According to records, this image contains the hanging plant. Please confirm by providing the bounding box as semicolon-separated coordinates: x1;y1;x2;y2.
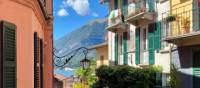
166;15;176;22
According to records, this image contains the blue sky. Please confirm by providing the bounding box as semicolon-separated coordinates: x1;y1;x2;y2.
53;0;108;40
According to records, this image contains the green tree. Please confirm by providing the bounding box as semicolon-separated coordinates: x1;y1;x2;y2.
74;59;97;88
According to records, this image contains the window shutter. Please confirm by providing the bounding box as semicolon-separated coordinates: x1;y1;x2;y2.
1;21;16;88
123;32;128;65
147;0;155;12
34;32;40;88
0;21;2;88
154;21;161;51
114;34;118;65
192;1;200;31
40;39;43;88
148;23;155;65
114;0;118;9
135;28;140;65
122;0;128;16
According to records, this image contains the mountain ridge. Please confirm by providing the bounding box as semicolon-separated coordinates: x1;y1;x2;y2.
54;19;107;68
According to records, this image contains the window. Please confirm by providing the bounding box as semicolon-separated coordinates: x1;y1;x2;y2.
0;21;16;88
118;34;123;54
141;28;148;51
128;25;135;51
140;26;149;64
161;21;169;49
100;55;104;65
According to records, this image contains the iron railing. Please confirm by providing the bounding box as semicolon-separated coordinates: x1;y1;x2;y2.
162;4;200;39
107;9;125;28
127;0;156;17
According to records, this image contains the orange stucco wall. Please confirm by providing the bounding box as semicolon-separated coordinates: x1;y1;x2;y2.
0;0;53;88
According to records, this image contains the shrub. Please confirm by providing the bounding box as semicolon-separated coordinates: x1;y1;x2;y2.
94;65;162;88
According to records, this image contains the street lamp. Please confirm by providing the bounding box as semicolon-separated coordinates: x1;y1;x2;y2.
80;58;90;70
80;48;90;70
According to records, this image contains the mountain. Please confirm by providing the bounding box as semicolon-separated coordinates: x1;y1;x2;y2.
54;19;107;68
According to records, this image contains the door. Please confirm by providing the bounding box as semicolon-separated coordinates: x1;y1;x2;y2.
193;50;200;88
140;26;149;64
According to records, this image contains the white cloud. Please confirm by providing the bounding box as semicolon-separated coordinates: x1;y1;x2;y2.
92;12;99;17
57;8;69;16
66;0;90;16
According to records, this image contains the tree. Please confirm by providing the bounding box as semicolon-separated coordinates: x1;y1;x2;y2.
74;59;97;88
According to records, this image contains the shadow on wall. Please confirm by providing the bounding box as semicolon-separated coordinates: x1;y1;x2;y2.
172;45;200;88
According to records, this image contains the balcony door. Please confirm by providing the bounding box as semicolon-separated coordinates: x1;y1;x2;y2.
140;26;149;65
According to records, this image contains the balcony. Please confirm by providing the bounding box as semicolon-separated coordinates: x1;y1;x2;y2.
162;5;200;45
125;0;156;25
106;9;126;32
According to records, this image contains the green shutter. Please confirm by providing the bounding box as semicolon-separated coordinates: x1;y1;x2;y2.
114;0;118;9
135;28;140;65
148;23;155;65
154;21;161;51
192;1;200;31
147;0;155;12
1;21;16;88
114;34;118;65
122;0;128;16
193;68;200;88
123;32;128;65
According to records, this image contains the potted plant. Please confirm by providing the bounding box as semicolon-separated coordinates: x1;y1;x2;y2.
181;17;190;33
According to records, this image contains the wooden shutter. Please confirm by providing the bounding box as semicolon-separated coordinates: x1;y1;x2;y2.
0;21;3;88
114;34;118;65
148;23;155;65
34;32;40;88
114;0;118;9
154;21;161;51
123;32;128;65
40;39;43;88
122;0;128;16
192;0;200;31
135;27;140;65
193;50;200;88
147;0;155;12
0;21;16;88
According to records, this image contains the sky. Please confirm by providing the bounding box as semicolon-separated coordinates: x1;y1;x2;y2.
53;0;108;40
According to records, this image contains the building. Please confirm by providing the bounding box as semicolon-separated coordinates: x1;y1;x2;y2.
100;0;171;86
54;74;74;88
162;0;200;88
89;42;109;67
0;0;53;88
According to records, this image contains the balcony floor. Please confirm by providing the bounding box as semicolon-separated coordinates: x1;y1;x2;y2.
106;22;126;32
125;12;156;25
163;31;200;46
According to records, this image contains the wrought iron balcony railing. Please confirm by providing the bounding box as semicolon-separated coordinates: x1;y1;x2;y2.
162;4;200;42
125;0;156;25
106;9;126;32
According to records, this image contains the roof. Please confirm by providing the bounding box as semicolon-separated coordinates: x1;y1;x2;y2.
89;42;108;49
54;74;67;81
